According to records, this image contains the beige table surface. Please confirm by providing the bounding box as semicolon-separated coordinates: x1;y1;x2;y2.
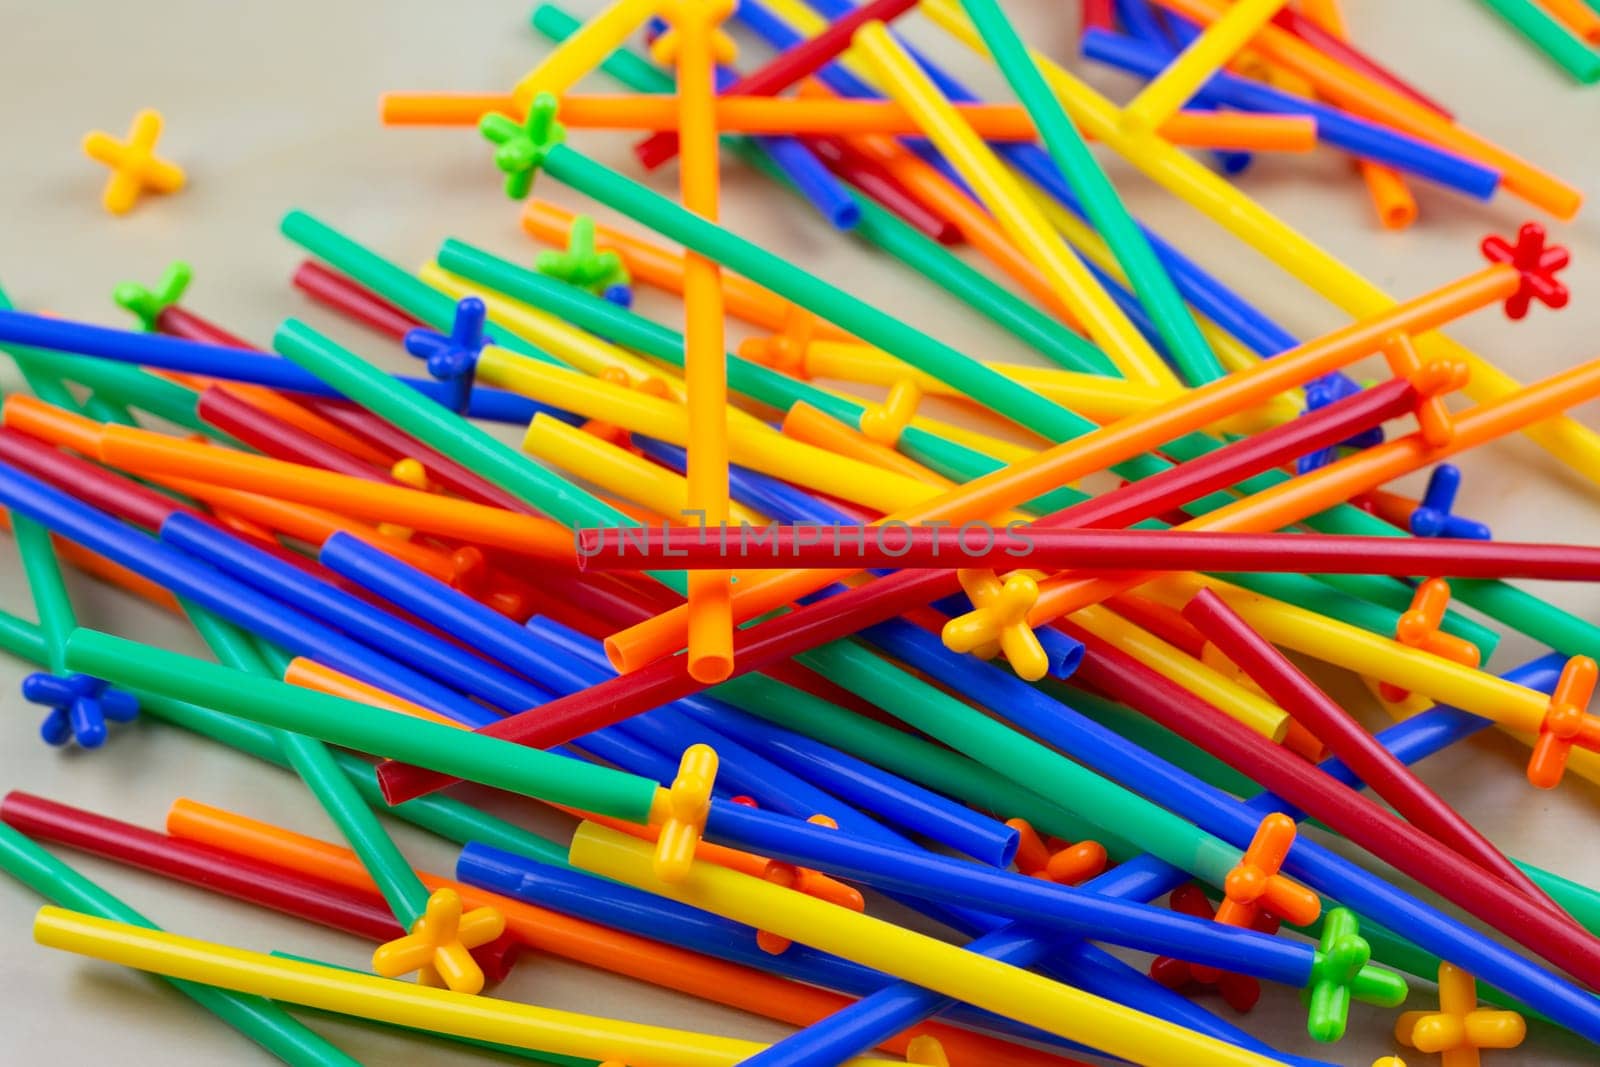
1;0;1599;1063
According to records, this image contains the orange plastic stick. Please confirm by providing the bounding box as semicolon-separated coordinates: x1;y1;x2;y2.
3;395;104;454
1155;0;1583;218
157;371;394;468
663;2;737;684
91;425;575;561
162;801;1066;1067
382;92;1317;150
1534;0;1600;43
1295;0;1417;230
603;264;1517;671
781;400;958;487
1028;353;1600;623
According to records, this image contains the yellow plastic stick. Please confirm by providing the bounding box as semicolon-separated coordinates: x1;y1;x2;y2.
523;414;768;527
512;0;661;108
570;822;1282;1066
1121;0;1290;130
852;21;1179;391
494;358;939;511
31;907;899;1067
422;262;687;400
1070;604;1289;741
921;0;1600;485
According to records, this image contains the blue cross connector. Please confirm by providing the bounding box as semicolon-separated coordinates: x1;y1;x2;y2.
1410;464;1492;540
23;672;140;748
404;297;488;414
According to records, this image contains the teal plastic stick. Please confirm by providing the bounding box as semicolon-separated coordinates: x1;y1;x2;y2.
958;0;1224;385
0;822;356;1065
185;603;431;929
63;630;661;824
280;211;561;366
12;513;74;674
1474;0;1600;82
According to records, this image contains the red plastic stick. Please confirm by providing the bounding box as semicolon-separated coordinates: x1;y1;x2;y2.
635;0;922;169
1061;624;1600;991
0;791;520;981
0;426;195;530
808;136;963;244
376;377;1415;803
292;261;425;341
1082;0;1116;33
1269;9;1454;119
156;305;255;349
1181;588;1570;917
198;386;395;483
576;524;1600;578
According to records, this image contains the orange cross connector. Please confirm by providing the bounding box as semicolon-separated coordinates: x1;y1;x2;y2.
650;0;740;66
1528;655;1600;789
652;743;719;882
372;887;506;995
1379;579;1482;703
1192;813;1320;983
1005;818;1108;885
1379;333;1470;450
738;306;819;377
1395;962;1525;1066
943;569;1049;681
581;366;673;449
81;109;186;215
756;814;866;954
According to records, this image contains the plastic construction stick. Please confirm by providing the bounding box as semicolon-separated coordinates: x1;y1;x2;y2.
32;907;902;1067
373;373;1421;787
292;261;423;341
1474;0;1600;81
1063;624;1600;991
1272;7;1452;115
1121;0;1287;129
0;824;355;1066
1534;0;1600;43
1080;32;1499;200
961;0;1221;386
854;23;1176;390
511;0;660;107
572;824;1281;1066
805;136;960;241
95;423;574;559
665;0;738;686
600;260;1511;673
1181;588;1565;914
578;523;1600;579
63;630;658;823
13;513;74;676
634;0;921;168
197;386;391;482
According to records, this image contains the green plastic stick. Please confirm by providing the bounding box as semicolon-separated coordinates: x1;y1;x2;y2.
0;822;356;1065
1475;0;1600;82
63;630;660;823
13;349;208;432
0;283;147;428
186;604;431;929
12;513;74;674
959;0;1224;385
0;608;48;663
280;211;561;366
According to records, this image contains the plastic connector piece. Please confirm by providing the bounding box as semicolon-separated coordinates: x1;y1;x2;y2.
858;379;921;447
372;887;506;995
942;569;1048;681
1409;464;1492;540
650;0;740;66
1529;655;1600;790
1395;962;1525;1064
1005;818;1107;885
1304;908;1408;1043
1481;222;1570;320
113;260;193;332
81;109;186;215
536;215;631;295
1149;883;1273;1013
1379;579;1482;703
652;744;718;882
480;93;566;199
1296;374;1385;474
737;306;818;377
404;297;488;414
1192;813;1319;983
22;672;140;749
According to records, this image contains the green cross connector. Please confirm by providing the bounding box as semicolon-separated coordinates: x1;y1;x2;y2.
479;93;566;200
113;259;192;332
535;215;629;294
1303;907;1409;1043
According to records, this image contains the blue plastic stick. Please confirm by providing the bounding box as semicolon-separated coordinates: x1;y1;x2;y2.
0;463;496;726
0;308;566;425
1081;31;1502;198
